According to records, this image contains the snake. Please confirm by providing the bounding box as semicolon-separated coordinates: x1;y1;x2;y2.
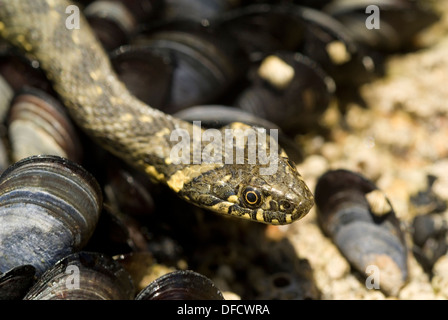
0;0;314;225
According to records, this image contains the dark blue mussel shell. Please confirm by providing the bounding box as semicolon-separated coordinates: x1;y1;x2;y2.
315;169;408;296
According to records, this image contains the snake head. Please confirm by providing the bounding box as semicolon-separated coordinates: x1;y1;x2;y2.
177;155;314;225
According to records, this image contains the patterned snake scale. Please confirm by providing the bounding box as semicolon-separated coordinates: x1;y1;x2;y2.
0;0;314;225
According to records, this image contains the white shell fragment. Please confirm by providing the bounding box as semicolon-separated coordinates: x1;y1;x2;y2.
365;189;392;217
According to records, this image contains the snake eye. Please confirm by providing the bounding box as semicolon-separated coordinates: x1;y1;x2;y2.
241;187;262;208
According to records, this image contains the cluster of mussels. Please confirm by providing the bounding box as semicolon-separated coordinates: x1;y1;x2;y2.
0;0;441;299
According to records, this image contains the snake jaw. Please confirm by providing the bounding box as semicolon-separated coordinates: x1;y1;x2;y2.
184;188;314;225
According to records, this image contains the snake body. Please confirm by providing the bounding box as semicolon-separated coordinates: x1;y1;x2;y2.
0;0;314;224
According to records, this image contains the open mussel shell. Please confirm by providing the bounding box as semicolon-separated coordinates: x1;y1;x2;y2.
24;252;134;300
0;155;102;276
236;52;335;134
136;270;224;300
0;265;36;300
7;87;83;163
173;104;303;162
314;169;408;296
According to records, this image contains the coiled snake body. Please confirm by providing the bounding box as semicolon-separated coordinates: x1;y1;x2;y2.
0;0;314;224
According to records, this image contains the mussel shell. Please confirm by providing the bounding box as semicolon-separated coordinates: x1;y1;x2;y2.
0;265;35;300
0;133;8;174
333;220;407;274
0;74;13;123
24;252;134;300
110;45;174;109
119;0;160;22
113;251;158;294
409;175;447;216
213;4;375;85
411;213;448;272
0;44;53;93
213;4;306;56
8;87;83;163
315;169;401;236
0;80;10;171
85;0;138;50
295;4;376;85
412;214;448;248
125;25;239;113
135;270;224;300
174;104;279;129
111;39;233;113
314;169;407;296
0;155;102;276
236;52;335;134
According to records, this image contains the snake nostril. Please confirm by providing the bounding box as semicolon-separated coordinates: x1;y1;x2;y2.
279;200;291;211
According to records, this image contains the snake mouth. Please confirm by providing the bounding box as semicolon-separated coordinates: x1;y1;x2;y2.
192;195;314;224
185;187;314;224
259;195;314;224
295;195;315;220
190;193;263;223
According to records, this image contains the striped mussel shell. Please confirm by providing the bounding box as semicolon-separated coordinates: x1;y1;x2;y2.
0;155;102;276
24;251;134;300
7;87;82;163
136;270;224;300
